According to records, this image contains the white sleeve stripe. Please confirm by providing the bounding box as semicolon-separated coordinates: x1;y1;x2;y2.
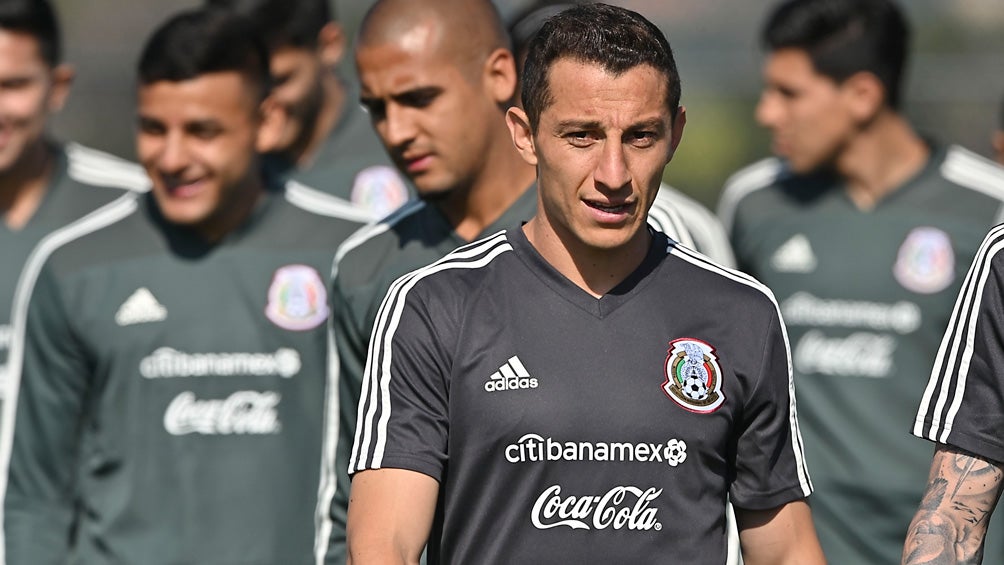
941;153;1004;202
0;193;140;562
647;201;694;247
351;232;512;471
353;233;510;470
716;158;783;234
284;181;375;223
912;224;996;437
914;225;1004;441
656;188;736;267
921;226;1004;440
65;143;151;192
353;231;510;469
669;244;812;496
313;316;341;565
332;201;426;278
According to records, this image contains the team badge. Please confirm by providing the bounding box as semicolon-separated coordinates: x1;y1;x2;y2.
893;227;954;294
662;338;725;413
265;265;329;331
351;165;410;219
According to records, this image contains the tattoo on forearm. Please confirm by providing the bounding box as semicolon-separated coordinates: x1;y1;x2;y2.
903;446;1004;564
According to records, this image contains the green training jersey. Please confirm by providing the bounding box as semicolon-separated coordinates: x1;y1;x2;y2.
718;144;1004;564
267;82;412;220
0;143;146;413
2;183;368;565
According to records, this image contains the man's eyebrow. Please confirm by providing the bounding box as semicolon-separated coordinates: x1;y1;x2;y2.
628;118;668;131
555;119;602;131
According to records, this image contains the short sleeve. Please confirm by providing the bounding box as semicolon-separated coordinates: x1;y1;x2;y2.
730;306;813;510
347;273;452;481
914;227;1004;462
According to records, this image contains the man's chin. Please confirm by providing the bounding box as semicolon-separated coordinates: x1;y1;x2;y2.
417;186;455;203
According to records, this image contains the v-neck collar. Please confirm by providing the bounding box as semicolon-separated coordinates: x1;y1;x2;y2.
508;226;669;319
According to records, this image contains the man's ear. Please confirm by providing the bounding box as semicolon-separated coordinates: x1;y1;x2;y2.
46;63;75;113
667;106;686;162
483;48;518;105
506;106;537;166
255;96;288;153
842;71;885;123
317;21;346;69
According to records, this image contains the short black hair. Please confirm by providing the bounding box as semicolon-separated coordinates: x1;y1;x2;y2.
138;8;271;101
507;2;577;66
206;0;332;51
0;0;61;66
763;0;909;109
521;3;680;132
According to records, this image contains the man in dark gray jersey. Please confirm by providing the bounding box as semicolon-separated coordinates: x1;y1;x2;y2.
311;2;720;561
313;1;538;561
717;0;1004;562
209;0;411;218
904;225;1004;563
0;8;367;564
346;4;824;564
0;0;146;419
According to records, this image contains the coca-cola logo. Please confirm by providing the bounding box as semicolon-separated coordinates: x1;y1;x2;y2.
164;390;281;435
531;485;662;531
794;330;895;378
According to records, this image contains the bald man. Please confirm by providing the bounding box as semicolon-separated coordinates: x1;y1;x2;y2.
312;1;537;562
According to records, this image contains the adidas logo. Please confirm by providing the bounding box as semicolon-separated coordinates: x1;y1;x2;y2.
115;287;168;326
484;355;538;393
771;234;817;273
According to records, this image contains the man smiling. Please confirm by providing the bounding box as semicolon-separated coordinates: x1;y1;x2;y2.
1;8;367;564
345;5;823;564
0;0;146;422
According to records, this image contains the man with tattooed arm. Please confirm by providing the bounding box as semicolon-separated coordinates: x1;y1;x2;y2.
905;224;1004;564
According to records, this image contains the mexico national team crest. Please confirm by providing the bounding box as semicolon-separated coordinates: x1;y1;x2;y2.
265;265;329;331
662;338;725;413
893;227;954;294
351;165;410;219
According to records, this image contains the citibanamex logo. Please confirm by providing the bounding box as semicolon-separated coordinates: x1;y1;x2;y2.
164;390;281;435
531;485;663;531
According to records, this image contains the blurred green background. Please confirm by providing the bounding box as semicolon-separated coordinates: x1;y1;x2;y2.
51;0;1004;210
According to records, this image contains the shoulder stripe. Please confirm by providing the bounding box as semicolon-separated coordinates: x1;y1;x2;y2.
65;143;150;192
940;145;1004;202
648;192;695;248
716;158;783;235
331;199;427;278
669;244;812;497
350;232;512;471
913;224;1004;442
284;180;375;224
313;314;341;565
0;192;141;558
656;185;736;267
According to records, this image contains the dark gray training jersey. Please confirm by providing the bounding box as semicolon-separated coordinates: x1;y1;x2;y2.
314;182;732;563
0;143;146;416
267;82;412;220
1;184;368;565
718;144;1004;564
914;223;1004;461
347;228;810;564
